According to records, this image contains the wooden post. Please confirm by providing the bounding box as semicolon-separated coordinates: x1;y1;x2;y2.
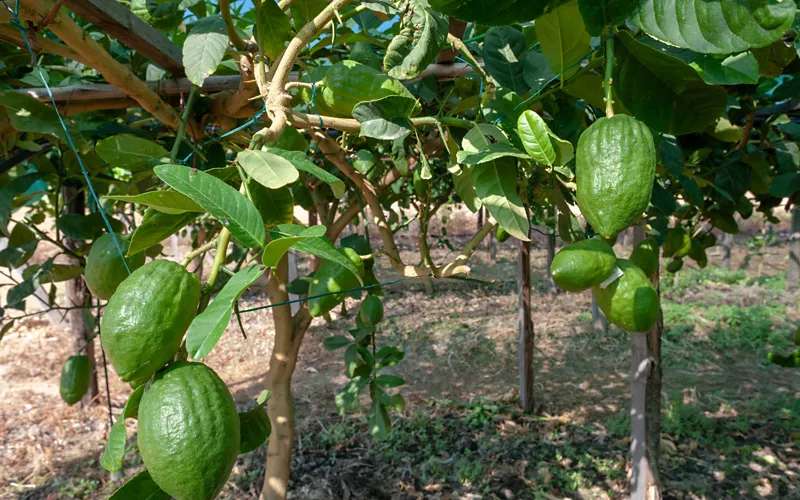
591;292;608;332
722;232;733;270
518;225;535;413
789;207;800;292
545;211;557;293
63;186;98;407
630;226;663;500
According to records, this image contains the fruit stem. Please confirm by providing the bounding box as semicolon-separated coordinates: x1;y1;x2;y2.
169;85;199;162
604;36;615;118
201;228;232;305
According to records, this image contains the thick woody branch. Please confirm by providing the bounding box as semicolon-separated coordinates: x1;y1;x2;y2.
220;0;247;51
0;24;89;66
437;218;497;277
326;168;401;242
12;0;194;135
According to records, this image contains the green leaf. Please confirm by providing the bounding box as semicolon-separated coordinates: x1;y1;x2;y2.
456;142;529;165
95;135;168;171
358;119;412;141
613;31;728;135
56;213;123;240
769;173;800;197
155;164;266;248
109;470;170;500
452;165;481;213
752;39;797;78
238;150;300;189
183;16;229;86
472;159;529;241
631;0;796;55
536;0;591;83
461;124;509;152
682;51;759;85
553;183;582;243
522;51;556;93
379;392;406;411
577;0;638;36
384;0;449;79
123;385;145;420
375;374;406;388
186;265;267;359
264;148;345;198
483;26;529;95
0;173;43;234
290;0;327;27
323;335;352;350
104;191;204;214
0;93;88;151
255;0;292;60
352;95;419;120
239;406;272;454
428;0;566;25
38;264;84;284
249;182;295;227
517;110;555;166
368;401;391;439
100;419;126;472
335;376;370;414
128;209;197;256
0;223;38;268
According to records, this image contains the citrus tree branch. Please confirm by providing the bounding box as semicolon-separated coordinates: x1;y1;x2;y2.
0;23;90;66
220;0;247;51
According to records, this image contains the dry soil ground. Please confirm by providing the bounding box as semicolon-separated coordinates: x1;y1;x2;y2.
1;215;799;500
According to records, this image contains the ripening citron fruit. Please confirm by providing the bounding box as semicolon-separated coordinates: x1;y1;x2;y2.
101;260;200;383
593;259;659;333
138;361;240;500
576;115;656;238
84;233;145;300
550;238;617;292
59;355;90;405
630;239;660;277
308;247;365;317
359;295;384;326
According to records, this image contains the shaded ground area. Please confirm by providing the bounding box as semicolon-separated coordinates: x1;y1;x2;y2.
1;229;798;499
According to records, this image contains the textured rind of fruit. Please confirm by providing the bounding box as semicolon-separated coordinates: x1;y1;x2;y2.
593;259;659;333
630;239;659;277
317;61;419;117
84;233;145;300
359;295;384;326
308;248;365;317
138;361;240;500
101;260;201;383
576;115;656;238
496;227;511;243
550;238;617;292
60;355;90;405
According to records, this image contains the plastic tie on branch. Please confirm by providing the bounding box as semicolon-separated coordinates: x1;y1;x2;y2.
1;0;131;273
307;83;324;128
599;266;624;289
181;104;268;164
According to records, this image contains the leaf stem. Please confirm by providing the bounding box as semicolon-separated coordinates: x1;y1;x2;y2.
604;37;615;118
170;86;199;161
180;237;219;267
221;0;247;51
198;227;232;312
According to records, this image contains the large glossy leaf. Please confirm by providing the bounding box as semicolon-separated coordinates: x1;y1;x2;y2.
456;142;529;165
104;191;204;214
95;135;168;171
290;0;327;28
353;96;416;141
0;93;88;151
256;0;292;60
186;265;266;359
452;166;481;213
483;27;529;95
101;419;126;472
681;51;759;85
428;0;567;25
614;31;727;135
239;406;272;454
109;470;170;500
631;0;796;55
264;148;345;198
517;110;556;166
155;164;265;248
577;0;638;36
471;159;529;241
269;224;364;284
238;150;299;189
56;213;123;240
0;173;42;234
249;182;295;227
522;51;556;93
128;209;196;256
184;16;229;86
752;39;797;78
536;0;591;83
384;0;449;79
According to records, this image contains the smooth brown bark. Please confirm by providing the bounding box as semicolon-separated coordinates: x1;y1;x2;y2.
787;207;799;292
517;227;534;413
62;186;97;407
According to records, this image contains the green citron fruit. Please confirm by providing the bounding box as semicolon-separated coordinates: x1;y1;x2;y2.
138;361;240;500
593;259;659;333
550;238;617;292
60;355;90;405
315;61;419;117
666;258;683;273
308;248;365;317
630;239;659;277
84;233;145;300
101;260;201;383
359;295;384;326
576;115;656;238
496;227;511;243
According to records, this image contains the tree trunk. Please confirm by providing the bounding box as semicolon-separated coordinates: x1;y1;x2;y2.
789;207;800;292
722;232;733;270
518;227;534;413
630;226;663;500
591;293;608;332
63;186;98;407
